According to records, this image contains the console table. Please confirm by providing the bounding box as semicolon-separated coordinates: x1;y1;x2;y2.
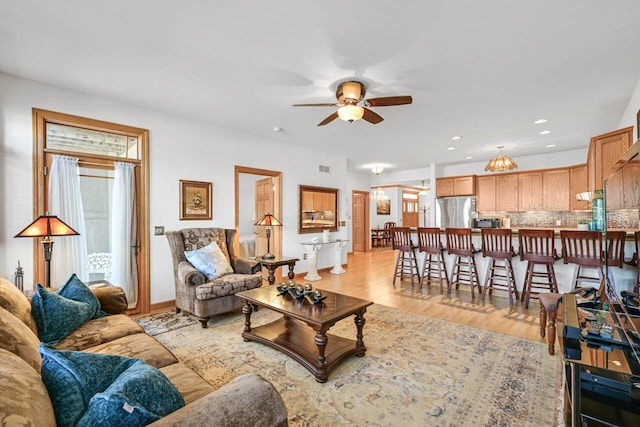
300;240;348;281
256;256;299;286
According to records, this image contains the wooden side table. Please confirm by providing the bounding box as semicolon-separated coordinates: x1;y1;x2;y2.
257;256;299;286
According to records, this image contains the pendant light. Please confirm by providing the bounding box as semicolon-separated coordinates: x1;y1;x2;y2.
485;146;518;172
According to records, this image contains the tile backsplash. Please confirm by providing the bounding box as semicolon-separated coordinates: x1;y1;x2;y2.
480;210;639;229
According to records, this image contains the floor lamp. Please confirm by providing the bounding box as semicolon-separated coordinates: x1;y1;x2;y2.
15;215;80;288
255;213;282;260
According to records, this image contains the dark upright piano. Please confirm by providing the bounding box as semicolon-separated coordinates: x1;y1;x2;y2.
561;140;640;426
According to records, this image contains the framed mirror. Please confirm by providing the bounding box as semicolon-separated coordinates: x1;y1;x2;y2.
299;185;338;233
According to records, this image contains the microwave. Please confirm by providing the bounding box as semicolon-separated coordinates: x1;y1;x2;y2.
473;218;501;229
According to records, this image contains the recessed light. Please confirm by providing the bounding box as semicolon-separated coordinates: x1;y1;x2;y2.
273;126;282;132
447;146;456;151
546;144;556;148
539;130;551;135
534;119;548;124
451;136;462;141
464;156;473;160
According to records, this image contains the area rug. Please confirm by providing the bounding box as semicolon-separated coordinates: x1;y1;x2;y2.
136;305;563;426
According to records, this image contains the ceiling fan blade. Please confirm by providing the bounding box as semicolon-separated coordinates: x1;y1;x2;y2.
365;96;413;107
362;108;384;124
318;111;339;126
292;103;340;107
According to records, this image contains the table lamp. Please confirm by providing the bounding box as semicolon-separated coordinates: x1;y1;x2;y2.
15;215;80;288
255;213;281;260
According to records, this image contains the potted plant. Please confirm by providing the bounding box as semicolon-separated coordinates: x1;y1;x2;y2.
577;219;590;230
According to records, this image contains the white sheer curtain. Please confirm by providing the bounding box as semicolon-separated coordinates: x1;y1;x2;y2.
48;155;88;285
111;162;138;306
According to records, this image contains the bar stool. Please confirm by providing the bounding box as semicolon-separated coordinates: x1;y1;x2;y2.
445;228;480;297
519;229;559;309
417;227;448;292
560;230;603;291
603;230;626;293
481;228;519;305
391;227;421;287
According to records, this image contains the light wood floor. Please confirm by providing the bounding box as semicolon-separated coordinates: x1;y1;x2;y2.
299;248;545;343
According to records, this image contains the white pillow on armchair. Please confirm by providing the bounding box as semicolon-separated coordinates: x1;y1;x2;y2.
184;242;234;280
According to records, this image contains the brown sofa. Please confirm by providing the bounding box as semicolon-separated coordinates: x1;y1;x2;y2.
0;277;288;426
166;228;263;327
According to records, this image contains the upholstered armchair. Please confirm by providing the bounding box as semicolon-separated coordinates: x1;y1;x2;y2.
166;228;262;328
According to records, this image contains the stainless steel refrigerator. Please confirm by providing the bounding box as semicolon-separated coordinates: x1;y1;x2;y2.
435;196;476;228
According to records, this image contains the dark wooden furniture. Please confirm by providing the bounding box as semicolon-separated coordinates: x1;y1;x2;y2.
445;227;480;297
382;221;396;247
539;292;563;355
416;227;448;292
237;286;373;383
518;229;559;308
391;227;421;287
560;230;603;290
560;294;640;425
481;228;519;305
257;256;299;286
371;228;385;248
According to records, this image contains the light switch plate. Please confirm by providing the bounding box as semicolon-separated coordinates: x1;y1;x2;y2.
154;226;165;235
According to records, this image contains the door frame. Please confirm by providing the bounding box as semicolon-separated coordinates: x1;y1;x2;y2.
234;166;282;259
351;190;371;252
32;109;150;314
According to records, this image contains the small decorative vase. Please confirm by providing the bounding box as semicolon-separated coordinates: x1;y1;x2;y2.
322;230;330;243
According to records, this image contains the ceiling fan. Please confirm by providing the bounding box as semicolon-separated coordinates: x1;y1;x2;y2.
293;81;412;126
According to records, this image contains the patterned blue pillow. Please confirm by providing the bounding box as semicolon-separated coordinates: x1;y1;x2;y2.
31;274;105;344
39;345;185;427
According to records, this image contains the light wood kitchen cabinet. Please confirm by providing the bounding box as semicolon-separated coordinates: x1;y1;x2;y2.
607;159;640;210
543;169;570;211
476;175;496;212
518;172;543;211
587;126;633;192
302;191;314;211
436;175;476;197
496;174;518;212
569;164;589;210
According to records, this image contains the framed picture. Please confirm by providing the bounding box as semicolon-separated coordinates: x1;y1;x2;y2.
376;198;391;215
180;180;212;220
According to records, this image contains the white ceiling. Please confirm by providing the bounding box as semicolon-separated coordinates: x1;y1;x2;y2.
1;1;640;175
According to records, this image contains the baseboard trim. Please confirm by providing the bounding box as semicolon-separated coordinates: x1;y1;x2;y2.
150;299;175;313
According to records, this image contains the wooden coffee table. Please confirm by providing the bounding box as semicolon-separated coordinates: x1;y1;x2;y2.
236;286;373;383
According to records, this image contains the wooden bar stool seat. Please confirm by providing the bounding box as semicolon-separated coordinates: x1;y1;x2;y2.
417;227;448;292
445;228;480;297
481;228;519;305
391;227;421;287
519;229;559;309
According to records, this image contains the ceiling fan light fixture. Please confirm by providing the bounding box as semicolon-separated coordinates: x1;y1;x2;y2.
338;105;364;122
371;166;384;175
485;146;518;172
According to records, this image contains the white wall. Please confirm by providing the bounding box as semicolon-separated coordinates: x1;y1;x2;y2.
618;75;640;139
0;73;348;304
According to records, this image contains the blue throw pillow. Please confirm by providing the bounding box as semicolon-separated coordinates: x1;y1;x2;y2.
39;345;185;427
39;344;140;427
58;273;103;318
77;359;185;426
31;274;105;344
